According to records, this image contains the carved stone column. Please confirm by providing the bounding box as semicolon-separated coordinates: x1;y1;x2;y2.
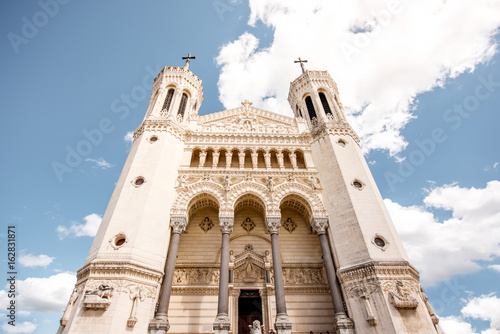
251;150;259;169
266;216;292;334
289;152;297;169
226;150;233;169
213;149;220;168
276;150;285;169
264;150;271;169
199;149;207;168
238;149;246;169
149;216;187;334
213;216;234;334
312;217;355;334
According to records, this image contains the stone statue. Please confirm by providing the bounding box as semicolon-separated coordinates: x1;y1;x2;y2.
249;319;263;334
268;176;274;192
127;287;146;327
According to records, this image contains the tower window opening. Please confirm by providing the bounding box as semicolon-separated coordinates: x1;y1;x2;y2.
305;96;317;121
319;92;332;115
162;89;174;112
178;93;188;117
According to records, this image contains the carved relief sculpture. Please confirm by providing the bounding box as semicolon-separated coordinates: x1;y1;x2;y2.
83;284;114;310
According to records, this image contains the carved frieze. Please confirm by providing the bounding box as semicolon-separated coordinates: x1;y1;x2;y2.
172;268;220;286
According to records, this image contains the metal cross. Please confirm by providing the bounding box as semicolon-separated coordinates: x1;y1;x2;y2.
182;53;196;69
294;57;308;74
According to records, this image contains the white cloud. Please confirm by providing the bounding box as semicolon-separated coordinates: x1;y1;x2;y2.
488;265;500;273
19;253;54;268
439;294;500;334
462;294;500;331
1;321;37;334
216;0;500;154
440;316;475;334
385;180;500;284
85;157;114;169
124;131;134;143
57;213;102;239
8;272;76;314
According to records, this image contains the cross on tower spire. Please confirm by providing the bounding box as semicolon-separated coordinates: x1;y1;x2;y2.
294;57;308;74
182;53;196;69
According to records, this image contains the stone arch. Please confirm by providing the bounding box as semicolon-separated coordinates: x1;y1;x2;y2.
227;181;271;215
234;193;267;219
279;194;313;222
186;193;220;219
170;181;226;216
273;182;328;218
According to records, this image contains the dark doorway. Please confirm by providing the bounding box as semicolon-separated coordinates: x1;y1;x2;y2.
238;290;262;334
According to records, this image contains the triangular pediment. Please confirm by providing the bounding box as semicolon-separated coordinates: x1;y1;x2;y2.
197;106;298;134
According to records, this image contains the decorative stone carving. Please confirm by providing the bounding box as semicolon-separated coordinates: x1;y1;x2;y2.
83;284;114;310
60;286;81;326
172;268;221;286
419;284;439;325
282;218;297;233
223;175;231;191
309;176;322;190
127;286;146;327
175;174;187;188
282;267;325;285
244;244;254;252
344;280;380;326
384;280;419;309
241;217;256;233
267;176;274;191
311;217;329;235
170;215;187;234
234;257;266;283
266;216;281;234
199;217;214;233
219;216;234;234
249;320;264;334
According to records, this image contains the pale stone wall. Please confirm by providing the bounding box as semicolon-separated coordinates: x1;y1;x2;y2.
168;295;219;333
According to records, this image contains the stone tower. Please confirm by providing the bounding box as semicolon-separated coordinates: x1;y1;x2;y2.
57;60;440;334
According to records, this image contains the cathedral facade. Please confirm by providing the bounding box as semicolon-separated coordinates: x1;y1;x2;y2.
57;60;441;334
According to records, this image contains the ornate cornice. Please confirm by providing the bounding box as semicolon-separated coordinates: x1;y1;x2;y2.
133;119;185;141
76;261;164;286
337;260;420;284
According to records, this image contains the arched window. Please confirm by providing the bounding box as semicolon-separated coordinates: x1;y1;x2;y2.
319;92;332;115
162;89;174;111
178;93;188;117
305;96;317;120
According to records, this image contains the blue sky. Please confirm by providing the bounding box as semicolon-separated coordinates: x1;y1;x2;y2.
1;1;500;333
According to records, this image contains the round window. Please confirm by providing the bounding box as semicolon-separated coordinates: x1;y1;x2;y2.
353;181;363;189
150;136;158;142
134;177;145;186
374;237;385;247
115;237;126;246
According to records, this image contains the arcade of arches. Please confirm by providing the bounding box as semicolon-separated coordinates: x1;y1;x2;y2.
159;191;346;333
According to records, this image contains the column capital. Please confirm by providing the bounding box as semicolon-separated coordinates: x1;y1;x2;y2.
170;215;187;234
219;216;234;234
311;217;329;235
266;216;281;234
